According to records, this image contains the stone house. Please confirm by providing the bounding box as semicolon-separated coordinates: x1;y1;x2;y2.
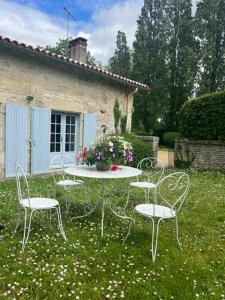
0;35;149;178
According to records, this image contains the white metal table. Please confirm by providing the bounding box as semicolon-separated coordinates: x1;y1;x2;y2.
65;165;142;236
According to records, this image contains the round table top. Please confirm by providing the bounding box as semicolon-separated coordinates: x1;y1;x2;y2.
65;165;142;179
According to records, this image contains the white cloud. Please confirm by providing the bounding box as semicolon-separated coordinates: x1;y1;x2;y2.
0;0;66;46
76;0;143;64
0;0;198;64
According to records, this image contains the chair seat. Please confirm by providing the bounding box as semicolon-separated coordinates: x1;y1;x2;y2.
21;198;59;209
130;181;156;189
135;203;176;218
56;179;83;187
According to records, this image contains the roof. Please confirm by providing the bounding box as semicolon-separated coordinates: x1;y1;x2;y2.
0;36;150;91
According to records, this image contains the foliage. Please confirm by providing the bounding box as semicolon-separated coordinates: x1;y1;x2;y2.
120;115;127;134
45;38;70;56
44;38;102;67
108;31;131;78
153;127;169;146
132;0;170;133
179;90;225;140
163;131;181;148
82;135;133;166
113;99;121;133
122;132;153;167
166;0;198;129
0;171;225;298
195;0;225;94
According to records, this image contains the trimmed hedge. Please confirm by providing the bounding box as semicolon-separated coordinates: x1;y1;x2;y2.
179;90;225;140
163;131;180;148
122;133;153;167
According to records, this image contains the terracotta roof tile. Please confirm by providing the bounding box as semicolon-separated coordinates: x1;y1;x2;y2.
0;35;150;91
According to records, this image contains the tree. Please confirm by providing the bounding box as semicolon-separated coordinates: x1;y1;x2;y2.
195;0;225;94
108;31;131;77
132;0;170;133
45;38;69;56
166;0;198;129
44;38;102;67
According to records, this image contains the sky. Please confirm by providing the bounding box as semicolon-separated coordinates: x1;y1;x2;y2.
0;0;198;64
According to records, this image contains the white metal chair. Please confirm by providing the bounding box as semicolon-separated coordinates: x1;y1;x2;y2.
50;155;86;214
14;163;67;250
124;172;190;263
125;157;164;209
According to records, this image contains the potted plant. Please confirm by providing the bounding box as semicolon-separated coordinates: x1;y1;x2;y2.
82;135;133;171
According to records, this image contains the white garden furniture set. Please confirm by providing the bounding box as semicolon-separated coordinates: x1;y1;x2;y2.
13;156;190;262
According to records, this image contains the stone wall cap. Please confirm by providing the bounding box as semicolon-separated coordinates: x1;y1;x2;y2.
176;138;225;146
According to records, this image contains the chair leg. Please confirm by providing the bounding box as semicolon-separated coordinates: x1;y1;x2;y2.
175;216;182;250
55;206;67;240
23;209;35;250
123;210;135;244
13;206;22;236
124;185;130;211
22;209;27;250
150;218;162;263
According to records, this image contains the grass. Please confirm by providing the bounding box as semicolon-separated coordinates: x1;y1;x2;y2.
0;170;225;299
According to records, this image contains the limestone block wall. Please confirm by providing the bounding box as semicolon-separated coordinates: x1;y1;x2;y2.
0;44;136;177
175;138;225;171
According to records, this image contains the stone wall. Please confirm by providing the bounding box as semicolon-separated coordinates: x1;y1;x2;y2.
0;44;136;177
175;138;225;171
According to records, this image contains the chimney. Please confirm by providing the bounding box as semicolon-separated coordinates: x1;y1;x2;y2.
68;37;87;63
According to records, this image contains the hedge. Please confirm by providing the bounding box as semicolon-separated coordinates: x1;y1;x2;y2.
179;90;225;140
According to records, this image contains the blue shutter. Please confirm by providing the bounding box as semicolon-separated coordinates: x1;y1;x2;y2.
5;104;28;177
31;107;50;174
83;113;96;148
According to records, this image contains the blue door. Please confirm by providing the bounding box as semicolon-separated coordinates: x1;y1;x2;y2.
5;104;28;177
50;112;79;168
31;107;50;174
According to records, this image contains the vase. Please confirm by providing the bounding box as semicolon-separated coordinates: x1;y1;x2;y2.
95;161;111;171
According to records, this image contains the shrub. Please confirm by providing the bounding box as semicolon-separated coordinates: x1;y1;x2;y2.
163;131;181;148
179;90;225;140
120;115;127;134
153;128;169;146
122;133;153;167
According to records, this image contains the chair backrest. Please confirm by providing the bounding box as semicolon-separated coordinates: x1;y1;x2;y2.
154;172;190;213
15;163;30;207
50;154;75;183
137;157;164;184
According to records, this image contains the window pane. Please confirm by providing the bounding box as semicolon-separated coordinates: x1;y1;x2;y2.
50;143;55;152
56;143;60;152
66;125;70;134
51;124;55;133
71;125;75;133
71;116;75;124
51;114;55;123
71;134;75;143
56;134;60;142
56;115;61;123
51;134;55;142
56;124;61;133
66;116;70;124
71;144;75;152
65;143;69;152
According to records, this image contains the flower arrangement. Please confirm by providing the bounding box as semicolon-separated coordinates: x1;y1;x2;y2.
81;135;133;170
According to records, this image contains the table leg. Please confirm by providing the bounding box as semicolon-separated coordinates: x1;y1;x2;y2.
100;179;106;237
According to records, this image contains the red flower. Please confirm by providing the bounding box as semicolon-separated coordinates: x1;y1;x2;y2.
83;147;88;157
111;165;118;171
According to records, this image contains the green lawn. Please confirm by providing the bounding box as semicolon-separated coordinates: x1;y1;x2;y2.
0;170;225;299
